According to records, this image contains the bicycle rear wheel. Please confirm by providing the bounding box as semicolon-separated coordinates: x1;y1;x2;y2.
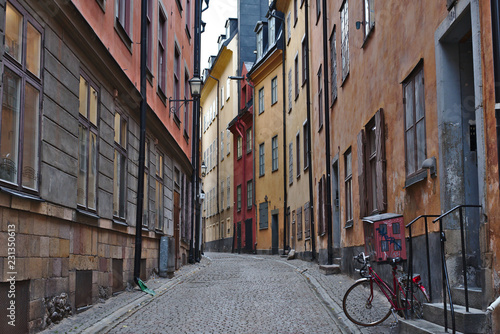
397;284;430;319
342;279;393;327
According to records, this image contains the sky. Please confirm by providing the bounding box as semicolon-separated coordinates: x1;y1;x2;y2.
200;0;237;72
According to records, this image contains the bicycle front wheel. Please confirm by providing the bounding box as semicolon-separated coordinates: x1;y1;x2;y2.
342;279;393;327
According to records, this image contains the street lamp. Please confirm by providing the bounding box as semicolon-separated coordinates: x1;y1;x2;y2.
189;76;203;96
201;161;207;177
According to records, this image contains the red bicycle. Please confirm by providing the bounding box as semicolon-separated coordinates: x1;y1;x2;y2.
342;252;430;327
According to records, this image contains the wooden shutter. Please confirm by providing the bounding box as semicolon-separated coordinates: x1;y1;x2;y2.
297;207;303;240
375;108;387;212
317;179;323;235
357;130;367;218
259;202;268;229
322;174;327;236
305;202;310;238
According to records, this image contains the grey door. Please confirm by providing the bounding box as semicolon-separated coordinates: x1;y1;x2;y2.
332;161;341;249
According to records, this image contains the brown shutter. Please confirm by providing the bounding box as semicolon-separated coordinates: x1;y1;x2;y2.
322;174;327;236
375;108;387;212
297;207;303;240
357;130;367;218
305;202;310;238
317;179;322;235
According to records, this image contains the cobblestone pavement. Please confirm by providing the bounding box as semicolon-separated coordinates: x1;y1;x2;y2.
44;253;398;334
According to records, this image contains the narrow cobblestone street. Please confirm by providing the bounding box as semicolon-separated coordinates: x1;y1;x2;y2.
45;253;397;334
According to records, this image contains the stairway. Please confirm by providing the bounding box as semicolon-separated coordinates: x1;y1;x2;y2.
399;289;490;334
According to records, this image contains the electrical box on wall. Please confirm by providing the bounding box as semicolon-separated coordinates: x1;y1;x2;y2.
363;213;407;262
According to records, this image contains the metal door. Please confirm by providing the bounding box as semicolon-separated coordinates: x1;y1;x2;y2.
272;214;279;255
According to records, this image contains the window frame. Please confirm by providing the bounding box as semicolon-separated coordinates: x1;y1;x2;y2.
296;132;301;178
303;120;309;170
1;2;44;194
154;149;164;231
113;110;128;221
246;128;252;153
115;0;132;48
362;0;375;41
403;64;427;181
271;76;278;105
173;44;182;122
330;26;338;104
302;36;308;86
237;135;242;159
295;53;300;99
317;65;323;130
247;180;253;210
340;0;350;83
272;135;279;172
258;87;265;114
259;143;265;177
157;7;168;97
237;184;242;212
77;73;100;212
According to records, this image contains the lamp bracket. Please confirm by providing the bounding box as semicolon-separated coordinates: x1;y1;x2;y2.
169;97;195;117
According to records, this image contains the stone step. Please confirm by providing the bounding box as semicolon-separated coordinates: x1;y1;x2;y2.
319;264;340;275
452;286;484;310
333;257;341;266
423;303;488;334
399;319;464;334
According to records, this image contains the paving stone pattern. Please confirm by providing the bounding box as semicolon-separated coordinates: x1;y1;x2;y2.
44;253;398;334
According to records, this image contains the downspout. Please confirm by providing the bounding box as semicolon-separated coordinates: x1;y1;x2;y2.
247;79;257;254
281;19;288;256
322;0;333;265
305;0;316;260
134;0;148;284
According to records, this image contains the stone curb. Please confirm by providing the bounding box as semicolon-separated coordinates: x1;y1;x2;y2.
276;258;363;334
94;261;211;333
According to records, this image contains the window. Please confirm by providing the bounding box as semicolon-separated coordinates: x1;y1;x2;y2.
302;37;308;86
272;136;279;171
226;78;230;100
296;133;301;178
221;131;224;160
330;27;338;103
258;87;265;114
304;202;310;238
367;120;377;213
113;112;127;219
146;0;153;71
289;142;293;184
404;66;426;178
77;75;99;211
287;12;291;43
271;77;278;104
158;8;167;95
288;69;292;112
185;0;191;36
259;143;265;176
340;0;349;82
227;129;231;155
295;54;299;99
318;65;323;129
221;86;225;107
173;46;181;119
259;201;269;229
317;175;325;236
294;0;298;25
116;0;131;37
237;185;242;211
237;136;242;159
155;150;164;230
246;128;252;153
184;69;190;136
269;16;276;46
221;180;224;210
247;180;253;209
363;0;375;39
345;148;353;226
303;121;309;170
1;2;42;192
226;176;230;209
257;28;263;59
316;0;321;21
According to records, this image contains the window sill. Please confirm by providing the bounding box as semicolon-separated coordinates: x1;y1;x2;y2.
184;130;190;142
361;25;375;49
404;170;427;188
259;226;269;230
113;218;128;226
344;220;354;229
0;186;44;202
340;72;350;88
272;168;279;173
259;173;265;178
173;113;181;129
76;208;99;219
185;25;191;41
114;19;133;54
318;123;323;133
146;68;153;86
155;229;165;235
297;173;301;180
157;89;167;106
271;101;278;107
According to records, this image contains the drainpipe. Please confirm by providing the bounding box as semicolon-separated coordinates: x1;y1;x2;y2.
322;0;333;265
248;80;256;254
133;0;148;285
304;0;316;260
208;75;221;252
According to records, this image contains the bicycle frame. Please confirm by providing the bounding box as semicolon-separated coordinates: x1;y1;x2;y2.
363;263;411;313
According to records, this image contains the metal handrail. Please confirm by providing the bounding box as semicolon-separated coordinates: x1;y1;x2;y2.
405;215;439;318
432;204;482;333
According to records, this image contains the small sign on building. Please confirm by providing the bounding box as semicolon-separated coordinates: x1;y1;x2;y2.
362;213;407;262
